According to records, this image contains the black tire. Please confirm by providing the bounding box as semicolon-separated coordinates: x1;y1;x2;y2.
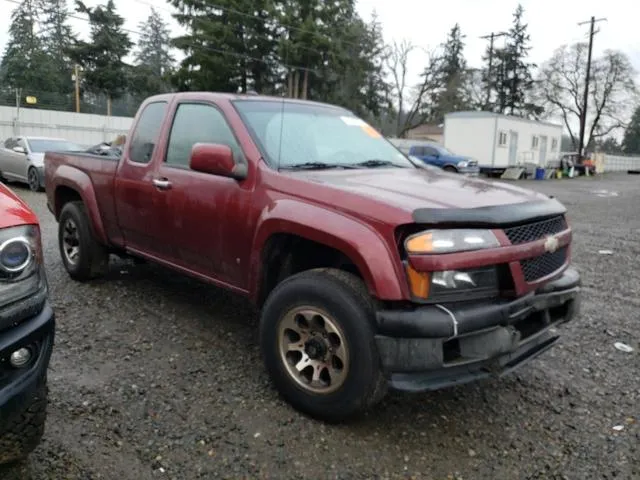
27;167;41;192
443;165;458;173
58;201;109;281
0;384;47;466
259;268;387;423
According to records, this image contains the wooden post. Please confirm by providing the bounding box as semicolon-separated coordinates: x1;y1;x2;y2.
301;69;308;99
107;96;112;116
293;70;299;99
287;70;293;98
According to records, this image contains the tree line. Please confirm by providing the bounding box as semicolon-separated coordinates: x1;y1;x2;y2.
1;0;639;153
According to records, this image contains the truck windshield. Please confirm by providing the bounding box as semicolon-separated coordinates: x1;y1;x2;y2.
233;100;414;170
28;139;84;153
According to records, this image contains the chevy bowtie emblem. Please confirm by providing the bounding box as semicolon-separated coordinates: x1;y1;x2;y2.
544;235;559;253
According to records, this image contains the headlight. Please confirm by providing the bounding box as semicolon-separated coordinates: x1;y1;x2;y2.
405;229;500;255
457;161;468;168
0;225;46;308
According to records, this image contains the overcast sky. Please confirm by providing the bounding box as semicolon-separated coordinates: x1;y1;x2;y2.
1;0;638;90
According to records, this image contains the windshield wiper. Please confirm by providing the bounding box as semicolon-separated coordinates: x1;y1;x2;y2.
281;162;356;170
352;159;409;168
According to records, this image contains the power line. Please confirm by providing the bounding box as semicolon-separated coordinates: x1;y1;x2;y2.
576;16;606;159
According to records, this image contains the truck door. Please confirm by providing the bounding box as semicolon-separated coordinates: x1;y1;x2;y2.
152;100;252;289
113;100;178;262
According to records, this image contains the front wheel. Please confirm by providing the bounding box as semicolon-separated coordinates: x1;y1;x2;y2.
58;201;109;281
443;165;458;173
27;167;41;192
259;268;387;423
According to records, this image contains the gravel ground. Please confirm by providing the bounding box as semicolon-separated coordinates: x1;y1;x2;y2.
1;173;639;480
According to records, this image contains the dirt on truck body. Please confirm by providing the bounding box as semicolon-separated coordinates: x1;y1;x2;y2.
43;91;581;422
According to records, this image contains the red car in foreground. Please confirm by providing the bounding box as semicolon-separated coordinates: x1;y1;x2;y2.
0;183;54;463
44;92;581;422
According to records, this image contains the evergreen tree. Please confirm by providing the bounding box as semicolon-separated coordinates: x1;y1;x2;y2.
622;106;640;154
429;23;469;123
0;0;55;96
130;8;174;97
170;0;279;93
68;0;133;109
502;4;538;117
40;0;76;100
134;8;174;78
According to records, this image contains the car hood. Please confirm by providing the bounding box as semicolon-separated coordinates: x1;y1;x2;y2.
284;167;549;222
28;153;45;166
0;183;39;229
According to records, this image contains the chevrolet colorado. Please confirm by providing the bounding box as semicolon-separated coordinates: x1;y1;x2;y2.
44;92;580;422
0;183;54;463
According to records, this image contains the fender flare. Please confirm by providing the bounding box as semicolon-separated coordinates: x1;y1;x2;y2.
249;199;407;302
53;165;108;245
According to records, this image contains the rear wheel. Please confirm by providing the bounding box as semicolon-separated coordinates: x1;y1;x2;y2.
58;201;109;281
0;384;48;466
259;268;387;423
27;167;41;192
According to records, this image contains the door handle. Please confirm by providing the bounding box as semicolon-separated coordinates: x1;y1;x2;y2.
152;178;172;190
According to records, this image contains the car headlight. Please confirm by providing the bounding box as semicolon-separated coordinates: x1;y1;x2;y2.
457;161;468;168
405;229;500;255
0;225;46;308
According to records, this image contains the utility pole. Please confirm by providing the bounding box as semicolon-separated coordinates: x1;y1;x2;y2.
15;88;21;135
480;32;507;110
73;64;81;113
577;16;606;161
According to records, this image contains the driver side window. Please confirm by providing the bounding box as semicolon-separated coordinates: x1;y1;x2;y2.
424;147;439;156
165;103;244;169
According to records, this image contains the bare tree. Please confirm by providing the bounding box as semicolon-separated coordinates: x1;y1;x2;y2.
385;39;442;137
536;43;637;150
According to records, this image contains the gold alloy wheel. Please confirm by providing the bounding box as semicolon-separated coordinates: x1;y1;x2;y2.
277;306;349;394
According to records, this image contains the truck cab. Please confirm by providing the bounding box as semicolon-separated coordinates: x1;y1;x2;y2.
0;183;54;464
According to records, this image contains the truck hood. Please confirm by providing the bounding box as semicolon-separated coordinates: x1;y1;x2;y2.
286;167;549;219
0;183;39;229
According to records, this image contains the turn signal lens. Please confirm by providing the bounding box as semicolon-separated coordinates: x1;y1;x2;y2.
405;263;430;299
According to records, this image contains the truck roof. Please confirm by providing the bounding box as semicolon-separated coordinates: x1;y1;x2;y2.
143;91;351;112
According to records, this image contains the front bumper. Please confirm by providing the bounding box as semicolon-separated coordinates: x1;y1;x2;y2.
375;267;580;392
0;302;55;433
459;165;480;176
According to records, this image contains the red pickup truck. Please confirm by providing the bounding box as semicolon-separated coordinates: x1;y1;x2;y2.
44;92;581;422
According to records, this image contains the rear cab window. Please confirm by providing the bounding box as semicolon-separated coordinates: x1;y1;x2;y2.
128;101;168;164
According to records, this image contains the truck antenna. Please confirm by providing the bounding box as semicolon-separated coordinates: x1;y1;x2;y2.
276;42;289;173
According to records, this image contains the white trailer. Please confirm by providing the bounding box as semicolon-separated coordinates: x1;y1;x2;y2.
443;111;563;174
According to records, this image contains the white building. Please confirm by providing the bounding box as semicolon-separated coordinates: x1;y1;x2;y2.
443;111;563;173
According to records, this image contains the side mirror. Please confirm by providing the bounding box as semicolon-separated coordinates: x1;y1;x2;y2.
189;143;247;180
12;146;26;154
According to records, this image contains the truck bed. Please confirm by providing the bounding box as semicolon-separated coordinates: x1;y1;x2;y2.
44;151;120;244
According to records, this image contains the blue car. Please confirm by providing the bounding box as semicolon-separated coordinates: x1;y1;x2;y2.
408;142;480;175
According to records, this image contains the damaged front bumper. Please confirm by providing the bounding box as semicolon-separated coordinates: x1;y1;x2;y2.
375;267;581;392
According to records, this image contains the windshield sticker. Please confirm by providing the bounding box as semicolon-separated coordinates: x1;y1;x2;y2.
361;124;381;138
340;116;367;126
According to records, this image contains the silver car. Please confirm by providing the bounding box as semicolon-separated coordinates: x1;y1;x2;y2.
0;136;84;191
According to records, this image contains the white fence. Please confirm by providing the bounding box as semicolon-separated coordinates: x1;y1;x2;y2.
0;106;134;147
599;154;640;172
